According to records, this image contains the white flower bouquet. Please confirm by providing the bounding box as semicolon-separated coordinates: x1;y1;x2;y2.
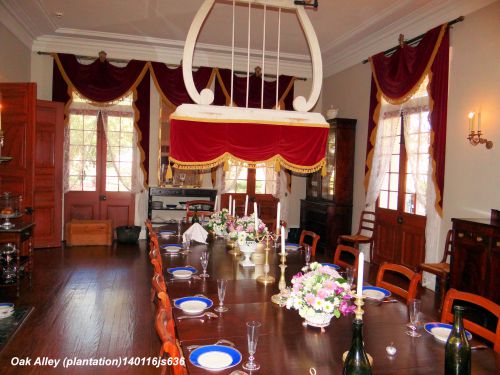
206;208;230;236
227;213;268;246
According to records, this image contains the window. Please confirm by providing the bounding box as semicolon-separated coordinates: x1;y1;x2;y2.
224;161;277;195
66;93;135;192
377;76;430;216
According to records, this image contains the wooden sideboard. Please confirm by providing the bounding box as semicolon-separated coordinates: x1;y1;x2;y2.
451;217;500;304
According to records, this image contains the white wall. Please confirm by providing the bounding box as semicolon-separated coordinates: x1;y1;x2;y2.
30;53;53;100
0;23;31;82
321;1;500;283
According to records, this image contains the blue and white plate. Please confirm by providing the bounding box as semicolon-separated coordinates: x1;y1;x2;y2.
0;303;14;318
189;345;242;371
167;266;197;279
174;296;213;314
159;230;175;239
161;244;182;253
285;243;300;251
424;322;472;342
362;286;391;300
321;263;341;270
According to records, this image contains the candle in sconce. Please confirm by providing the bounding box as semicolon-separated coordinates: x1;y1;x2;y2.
254;202;258;232
356;252;364;297
276;201;281;234
244;194;248;216
280;225;286;255
468;112;474;133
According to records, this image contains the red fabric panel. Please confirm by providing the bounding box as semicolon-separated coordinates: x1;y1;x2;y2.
56;54;148;102
135;70;150;180
170;119;328;168
214;69;294;110
150;63;214;106
370;25;444;101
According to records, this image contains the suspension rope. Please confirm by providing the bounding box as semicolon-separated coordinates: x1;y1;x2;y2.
230;0;235;106
261;4;267;109
275;7;281;110
246;1;251;108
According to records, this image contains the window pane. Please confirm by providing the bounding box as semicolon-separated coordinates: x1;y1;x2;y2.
106;176;119;192
389;173;399;191
236;181;247;193
378;190;388;209
381;174;389;190
390;154;399;173
107;116;121;131
405;193;415;214
70;114;83;130
389;192;398;210
121;117;133;132
83;116;97;131
405;174;415;194
82;176;96;191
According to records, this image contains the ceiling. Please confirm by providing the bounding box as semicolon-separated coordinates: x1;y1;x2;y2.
0;0;496;77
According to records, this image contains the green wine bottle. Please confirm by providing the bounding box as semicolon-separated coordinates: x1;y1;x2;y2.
192;209;200;223
343;319;372;375
445;305;471;375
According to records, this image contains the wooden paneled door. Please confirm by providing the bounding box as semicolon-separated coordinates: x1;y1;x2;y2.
0;83;36;222
372;113;427;271
64;111;135;235
33;100;64;248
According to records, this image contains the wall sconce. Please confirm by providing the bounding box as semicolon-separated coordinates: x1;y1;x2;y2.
467;111;493;149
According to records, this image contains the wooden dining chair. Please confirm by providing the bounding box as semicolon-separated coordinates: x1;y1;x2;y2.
185;200;214;221
337;210;376;261
333;244;360;278
155;303;186;375
441;288;500;352
419;229;453;311
151;272;171;308
145;219;154;237
375;263;422;303
299;230;320;257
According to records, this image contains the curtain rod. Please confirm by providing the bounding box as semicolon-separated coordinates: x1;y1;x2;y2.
362;16;464;64
36;51;307;81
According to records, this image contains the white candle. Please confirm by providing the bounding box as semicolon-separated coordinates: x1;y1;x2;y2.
214;195;219;212
232;202;236;217
228;195;232;214
254;202;258;231
276;201;281;234
244;195;248;216
356;252;364;296
468;112;474;132
478;111;481;132
281;225;286;255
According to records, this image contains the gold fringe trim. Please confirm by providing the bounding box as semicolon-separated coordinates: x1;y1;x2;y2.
170;115;329;128
364;90;382;192
369;24;446;105
169;153;325;175
166;162;173;180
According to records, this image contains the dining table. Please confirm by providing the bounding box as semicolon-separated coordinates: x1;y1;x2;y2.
156;226;499;374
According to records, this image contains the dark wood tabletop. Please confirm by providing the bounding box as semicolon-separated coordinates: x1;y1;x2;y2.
157;227;500;375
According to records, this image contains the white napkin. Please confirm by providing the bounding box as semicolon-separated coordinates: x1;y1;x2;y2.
182;223;208;244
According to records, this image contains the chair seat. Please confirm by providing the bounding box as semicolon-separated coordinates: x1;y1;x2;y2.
339;234;372;243
420;262;450;276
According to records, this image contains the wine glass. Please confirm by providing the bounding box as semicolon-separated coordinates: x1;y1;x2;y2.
305;245;311;269
406;299;422;337
200;251;210;278
178;173;186;186
214;279;228;312
177;218;183;238
345;267;354;290
242;321;261;371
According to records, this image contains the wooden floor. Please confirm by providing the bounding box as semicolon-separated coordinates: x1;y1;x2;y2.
0;242;440;374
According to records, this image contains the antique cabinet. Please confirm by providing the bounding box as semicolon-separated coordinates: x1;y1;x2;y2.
451;216;500;304
300;118;356;252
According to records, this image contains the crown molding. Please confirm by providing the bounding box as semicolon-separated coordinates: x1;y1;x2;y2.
0;3;34;48
323;0;497;77
33;34;313;78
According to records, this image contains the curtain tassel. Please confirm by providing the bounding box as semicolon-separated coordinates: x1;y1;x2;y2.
223;159;229;172
321;162;327;177
166;162;173;180
274;158;281;173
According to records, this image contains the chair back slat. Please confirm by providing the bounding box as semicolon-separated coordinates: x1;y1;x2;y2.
375;263;421;303
333;244;360;278
299;230;321;257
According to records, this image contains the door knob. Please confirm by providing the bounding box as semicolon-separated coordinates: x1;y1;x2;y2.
99;195;107;201
397;216;403;224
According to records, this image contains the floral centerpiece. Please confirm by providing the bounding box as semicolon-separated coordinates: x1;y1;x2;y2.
205;208;230;236
227;213;268;246
285;262;354;329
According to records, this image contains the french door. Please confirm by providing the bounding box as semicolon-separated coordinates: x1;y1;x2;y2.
64;110;135;234
373;113;428;271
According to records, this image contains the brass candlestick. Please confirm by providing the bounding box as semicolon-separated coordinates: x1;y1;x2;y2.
354;293;365;321
271;253;288;305
256;233;277;285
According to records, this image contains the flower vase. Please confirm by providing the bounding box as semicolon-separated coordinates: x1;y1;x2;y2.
301;310;333;332
239;241;258;267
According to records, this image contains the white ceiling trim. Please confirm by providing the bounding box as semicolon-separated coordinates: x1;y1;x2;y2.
0;3;34;47
32;34;313;78
323;0;498;76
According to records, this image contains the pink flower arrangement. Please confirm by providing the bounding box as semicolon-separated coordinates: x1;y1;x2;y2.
285;262;355;319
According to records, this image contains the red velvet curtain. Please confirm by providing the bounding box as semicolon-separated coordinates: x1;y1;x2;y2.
150;63;216;107
52;53;150;180
214;68;295;110
365;24;449;213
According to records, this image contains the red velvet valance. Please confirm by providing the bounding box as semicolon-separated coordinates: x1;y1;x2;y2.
169;116;328;175
365;24;449;213
214;68;295;110
150;63;216;108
